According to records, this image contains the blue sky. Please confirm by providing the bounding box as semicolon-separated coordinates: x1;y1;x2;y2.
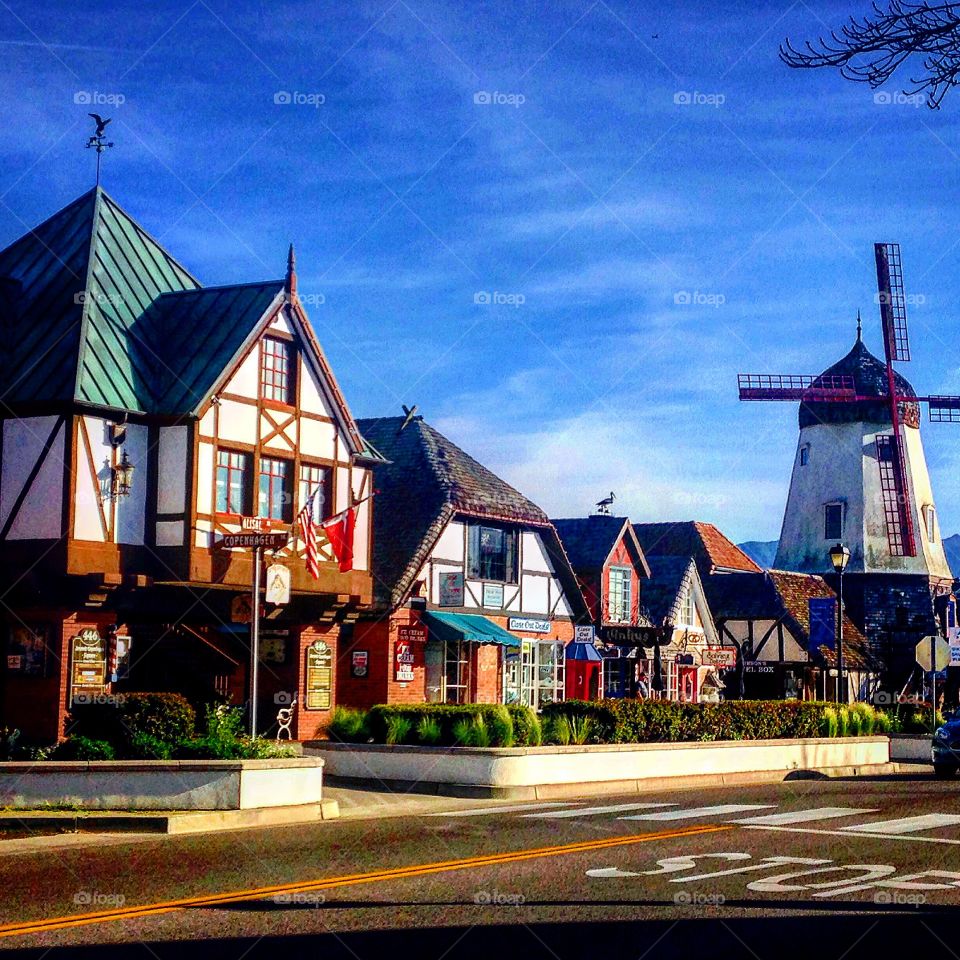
2;0;960;543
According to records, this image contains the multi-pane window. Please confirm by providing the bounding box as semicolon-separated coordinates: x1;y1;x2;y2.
298;464;331;523
824;503;843;541
443;641;471;704
216;450;251;515
260;338;294;404
258;457;292;521
680;589;696;626
467;524;518;583
607;567;632;623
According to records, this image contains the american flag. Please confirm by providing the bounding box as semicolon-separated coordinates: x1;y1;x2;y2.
297;487;322;579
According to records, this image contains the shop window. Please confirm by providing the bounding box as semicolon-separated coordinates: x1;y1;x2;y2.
824;503;843;541
520;640;564;710
258;457;293;522
299;463;332;522
216;449;252;515
607;567;632;623
467;524;518;583
6;624;50;677
425;641;471;704
260;337;295;404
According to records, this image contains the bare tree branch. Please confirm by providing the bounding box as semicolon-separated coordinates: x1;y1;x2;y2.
781;2;960;108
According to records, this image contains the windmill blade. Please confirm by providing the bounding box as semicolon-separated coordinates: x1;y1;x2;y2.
738;373;856;402
875;242;911;363
875;434;917;557
926;396;960;423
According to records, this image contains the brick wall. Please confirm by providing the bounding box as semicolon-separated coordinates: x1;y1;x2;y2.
293;623;339;741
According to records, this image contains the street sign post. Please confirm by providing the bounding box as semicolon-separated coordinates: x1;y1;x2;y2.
219;522;290;735
916;635;950;733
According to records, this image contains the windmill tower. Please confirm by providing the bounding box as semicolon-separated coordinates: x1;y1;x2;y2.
738;244;956;683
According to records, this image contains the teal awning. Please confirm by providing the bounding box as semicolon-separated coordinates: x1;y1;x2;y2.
421;611;520;647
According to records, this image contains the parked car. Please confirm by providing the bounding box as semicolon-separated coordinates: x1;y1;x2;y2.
932;712;960;777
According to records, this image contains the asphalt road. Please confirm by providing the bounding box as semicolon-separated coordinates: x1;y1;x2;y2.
2;775;960;959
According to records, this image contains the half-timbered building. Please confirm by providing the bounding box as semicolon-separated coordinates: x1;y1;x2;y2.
0;187;378;741
337;415;589;711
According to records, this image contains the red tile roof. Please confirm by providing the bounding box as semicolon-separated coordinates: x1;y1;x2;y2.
632;521;761;577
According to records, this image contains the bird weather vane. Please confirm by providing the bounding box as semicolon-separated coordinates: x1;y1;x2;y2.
85;114;113;185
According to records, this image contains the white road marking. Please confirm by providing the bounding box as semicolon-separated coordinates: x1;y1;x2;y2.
732;807;879;826
523;803;676;819
671;856;832;883
840;814;960;835
741;824;960;846
620;804;775;821
425;802;581;817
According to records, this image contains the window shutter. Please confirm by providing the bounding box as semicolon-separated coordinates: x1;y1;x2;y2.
505;529;518;584
467;524;481;579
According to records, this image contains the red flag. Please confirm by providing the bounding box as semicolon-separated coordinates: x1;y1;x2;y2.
297;493;321;580
323;507;356;573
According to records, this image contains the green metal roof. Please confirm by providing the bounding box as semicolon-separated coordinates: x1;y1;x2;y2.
421;611;520;647
0;188;285;416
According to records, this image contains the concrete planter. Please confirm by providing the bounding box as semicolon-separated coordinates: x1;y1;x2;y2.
890;733;933;763
306;737;890;799
0;757;325;811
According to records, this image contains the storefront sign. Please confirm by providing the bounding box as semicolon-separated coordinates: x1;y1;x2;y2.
574;625;596;643
394;639;415;682
398;625;427;643
351;651;369;678
305;640;333;710
603;626;650;646
70;629;107;705
744;662;775;674
265;564;291;604
703;647;737;668
483;583;504;609
439;572;464;607
508;617;550;634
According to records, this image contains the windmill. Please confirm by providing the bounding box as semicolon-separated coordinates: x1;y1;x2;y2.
738;243;960;559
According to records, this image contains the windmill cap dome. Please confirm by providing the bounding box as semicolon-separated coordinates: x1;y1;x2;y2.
799;335;919;429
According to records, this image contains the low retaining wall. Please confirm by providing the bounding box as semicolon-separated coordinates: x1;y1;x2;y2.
306;737;890;798
890;734;933;763
0;758;324;811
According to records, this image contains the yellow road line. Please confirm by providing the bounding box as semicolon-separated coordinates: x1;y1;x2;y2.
0;823;730;939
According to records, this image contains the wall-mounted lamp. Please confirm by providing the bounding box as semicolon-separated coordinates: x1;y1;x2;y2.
111;449;135;499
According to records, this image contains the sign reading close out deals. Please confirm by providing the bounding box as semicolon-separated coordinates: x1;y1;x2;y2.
508;617;550;634
395;640;415;682
703;647;737;668
574;625;596;643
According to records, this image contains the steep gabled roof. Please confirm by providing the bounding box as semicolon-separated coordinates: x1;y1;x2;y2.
704;569;871;668
641;555;697;626
632;521;761;577
356;416;584;612
551;515;650;577
0;187;199;410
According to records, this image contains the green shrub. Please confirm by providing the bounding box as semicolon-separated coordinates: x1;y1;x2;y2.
68;693;195;753
546;715;571;746
452;718;473;745
820;707;838;738
50;736;115;760
328;707;369;743
129;732;173;760
0;727;20;761
367;704;521;746
568;716;593;745
507;705;541;746
486;706;514;747
385;715;413;746
416;716;442;745
469;716;491;748
874;711;892;734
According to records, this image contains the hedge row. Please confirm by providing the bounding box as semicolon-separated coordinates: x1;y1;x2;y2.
541;699;859;743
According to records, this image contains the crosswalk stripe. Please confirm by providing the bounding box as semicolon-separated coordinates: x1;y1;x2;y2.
425;802;581;817
523;803;676;819
731;807;879;826
620;804;776;821
840;814;960;835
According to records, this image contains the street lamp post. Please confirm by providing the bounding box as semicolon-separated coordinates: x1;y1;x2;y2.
829;542;851;703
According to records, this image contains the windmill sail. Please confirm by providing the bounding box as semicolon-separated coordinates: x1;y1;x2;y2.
875;242;911;362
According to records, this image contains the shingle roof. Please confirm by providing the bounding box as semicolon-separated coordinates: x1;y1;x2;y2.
0;188;289;417
641;555;696;626
551;516;632;574
704;569;872;668
632;521;761;577
356;416;583;612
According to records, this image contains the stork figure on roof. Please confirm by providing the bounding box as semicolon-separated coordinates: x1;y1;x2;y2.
595;491;616;516
737;243;955;689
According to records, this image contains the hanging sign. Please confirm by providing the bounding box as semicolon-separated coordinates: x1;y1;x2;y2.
439;572;464;607
305;640;333;710
265;564;291;604
394;639;415;682
574;625;596;643
703;647;737;668
351;651;369;678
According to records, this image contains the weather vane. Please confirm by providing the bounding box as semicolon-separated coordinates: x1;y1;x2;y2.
85;113;113;185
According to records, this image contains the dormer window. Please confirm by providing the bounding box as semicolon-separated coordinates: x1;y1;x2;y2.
608;567;632;623
260;337;294;404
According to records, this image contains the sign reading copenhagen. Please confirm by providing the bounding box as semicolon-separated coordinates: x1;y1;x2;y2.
508;617;550;634
221;531;289;549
